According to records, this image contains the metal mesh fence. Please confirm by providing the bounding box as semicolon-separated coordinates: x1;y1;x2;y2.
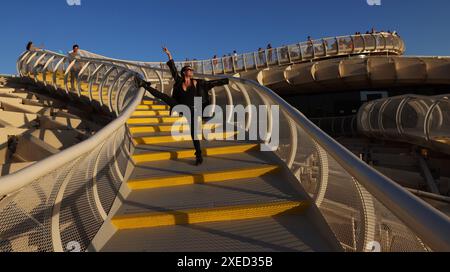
0;163;73;252
0;50;139;252
229;84;435;252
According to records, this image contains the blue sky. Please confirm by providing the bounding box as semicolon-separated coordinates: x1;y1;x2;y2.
1;0;449;74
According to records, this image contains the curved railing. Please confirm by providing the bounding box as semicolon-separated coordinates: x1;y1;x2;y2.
1;46;449;252
88;32;405;75
157;32;404;74
357;94;450;154
0;50;146;252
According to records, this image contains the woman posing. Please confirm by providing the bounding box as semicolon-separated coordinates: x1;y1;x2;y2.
136;47;229;165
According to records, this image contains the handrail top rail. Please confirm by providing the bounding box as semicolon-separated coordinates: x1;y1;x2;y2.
25;49;171;73
141;32;404;65
27;32;403;70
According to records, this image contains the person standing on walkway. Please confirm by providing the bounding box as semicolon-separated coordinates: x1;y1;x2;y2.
258;48;265;66
233;50;238;68
223;54;228;71
227;53;233;70
267;43;273;64
213;55;218;70
136;47;229;165
307;36;313;56
26;41;43;51
68;44;82;91
26;41;44;74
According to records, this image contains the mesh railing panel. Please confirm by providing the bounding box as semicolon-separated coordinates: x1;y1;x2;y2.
0;163;73;252
217;83;439;252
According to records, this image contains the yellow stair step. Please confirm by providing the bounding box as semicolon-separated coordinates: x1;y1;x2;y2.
128;164;279;190
131;110;171;117
132;143;259;164
79;84;100;91
137;105;170;110
127;116;186;125
129;123;219;135
132;131;238;145
141;100;157;105
111;201;309;230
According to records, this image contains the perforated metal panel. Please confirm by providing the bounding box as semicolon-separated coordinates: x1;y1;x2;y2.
0;166;69;251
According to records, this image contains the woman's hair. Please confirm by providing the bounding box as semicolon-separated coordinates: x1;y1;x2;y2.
26;41;33;51
180;66;193;78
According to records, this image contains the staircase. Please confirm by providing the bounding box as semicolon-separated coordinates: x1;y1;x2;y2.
97;97;340;252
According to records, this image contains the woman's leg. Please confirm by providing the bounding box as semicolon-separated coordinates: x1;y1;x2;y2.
190;115;203;164
141;82;203;164
142;84;177;109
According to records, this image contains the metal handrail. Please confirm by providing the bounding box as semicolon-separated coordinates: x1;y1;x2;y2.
77;32;405;75
0;50;146;196
5;46;450;251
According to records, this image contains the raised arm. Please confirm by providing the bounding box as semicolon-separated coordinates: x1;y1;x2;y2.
163;47;181;81
202;78;230;92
